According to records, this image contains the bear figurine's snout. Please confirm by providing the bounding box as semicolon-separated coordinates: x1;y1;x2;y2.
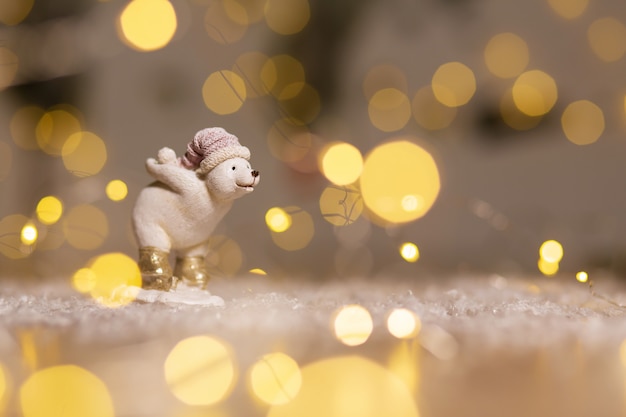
252;170;259;178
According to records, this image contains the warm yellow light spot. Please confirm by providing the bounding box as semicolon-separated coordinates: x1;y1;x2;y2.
620;339;626;367
387;341;419;393
561;100;604;145
106;179;128;201
0;362;7;405
587;18;626;62
262;54;305;98
399;242;419;263
233;52;273;98
20;224;37;245
387;308;421;339
512;70;558;116
0;47;18;91
267;356;419;417
368;88;411;132
35;109;82;156
431;62;476;107
89;253;141;307
0;214;32;259
539;239;564;263
267;119;312;163
165;335;236;406
538;258;559;276
266;207;292;232
36;196;63;225
264;0;310;35
484;33;529;79
278;83;321;125
500;88;543;131
0;141;11;182
547;0;588;19
319;185;363;226
270;206;314;251
412;86;457;130
202;70;247;115
0;0;34;25
204;0;248;44
62;131;107;177
72;268;97;293
10;106;44;151
360;140;440;224
118;0;177;52
205;235;243;277
249;352;302;405
320;142;363;186
333;305;373;346
363;64;408;100
63;205;109;250
20;365;114;417
576;271;589;283
249;268;267;275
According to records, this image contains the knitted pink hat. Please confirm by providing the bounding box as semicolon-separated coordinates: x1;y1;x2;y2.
181;127;250;173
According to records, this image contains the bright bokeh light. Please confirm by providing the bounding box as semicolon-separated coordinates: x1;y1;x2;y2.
387;340;420;393
399;242;419;263
0;141;9;182
431;62;476;107
0;362;7;406
118;0;177;52
164;335;236;406
72;267;97;293
249;268;267;275
264;0;310;35
88;253;141;307
20;365;114;417
203;70;247;115
412;86;457;130
205;0;248;44
270;206;314;251
387;309;421;339
587;18;626;62
0;47;18;90
333;305;373;346
320;142;363;186
36;196;63;225
319;185;363;226
0;0;34;25
561;100;604;145
63;205;109;250
576;271;589;283
205;235;243;277
547;0;588;19
538;258;559;276
363;64;408;100
512;70;558;116
62;131;107;177
106;180;128;201
267;356;419;417
249;352;302;405
500;88;542;131
20;223;37;245
266;207;292;232
360;140;440;224
262;54;305;98
10;106;44;151
0;214;32;259
539;239;564;263
35;108;82;156
368;88;411;132
484;33;529;79
267;119;312;163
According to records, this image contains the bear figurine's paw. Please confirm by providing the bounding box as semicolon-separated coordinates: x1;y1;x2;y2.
157;147;177;164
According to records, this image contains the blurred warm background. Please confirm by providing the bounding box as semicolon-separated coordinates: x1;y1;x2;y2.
2;1;626;416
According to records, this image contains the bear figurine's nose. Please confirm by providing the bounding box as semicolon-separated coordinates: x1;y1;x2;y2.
251;170;259;178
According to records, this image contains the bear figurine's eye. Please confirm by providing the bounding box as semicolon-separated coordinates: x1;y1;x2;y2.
232;166;236;171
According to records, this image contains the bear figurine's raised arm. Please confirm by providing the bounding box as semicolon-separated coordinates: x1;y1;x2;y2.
131;128;260;292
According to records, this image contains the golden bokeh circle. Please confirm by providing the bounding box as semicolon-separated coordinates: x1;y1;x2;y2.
368;88;411;132
205;0;248;44
587;17;626;62
63;205;109;250
89;253;141;307
319;185;363;226
561;100;604;145
264;0;310;35
202;70;247;115
484;32;529;79
249;352;302;405
512;70;558;117
319;142;363;186
62;131;108;177
431;62;476;107
118;0;178;52
270;206;314;251
332;304;373;346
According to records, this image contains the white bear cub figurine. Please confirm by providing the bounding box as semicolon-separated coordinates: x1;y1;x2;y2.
132;128;259;291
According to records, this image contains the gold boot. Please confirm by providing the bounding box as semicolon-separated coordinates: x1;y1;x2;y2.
174;256;209;289
138;247;174;291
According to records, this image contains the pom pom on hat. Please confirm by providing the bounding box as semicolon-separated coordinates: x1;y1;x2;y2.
181;127;250;173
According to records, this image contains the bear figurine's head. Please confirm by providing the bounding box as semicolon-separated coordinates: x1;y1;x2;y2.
182;128;260;201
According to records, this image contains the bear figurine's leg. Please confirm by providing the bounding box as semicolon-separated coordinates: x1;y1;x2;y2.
138;246;175;291
174;256;209;289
